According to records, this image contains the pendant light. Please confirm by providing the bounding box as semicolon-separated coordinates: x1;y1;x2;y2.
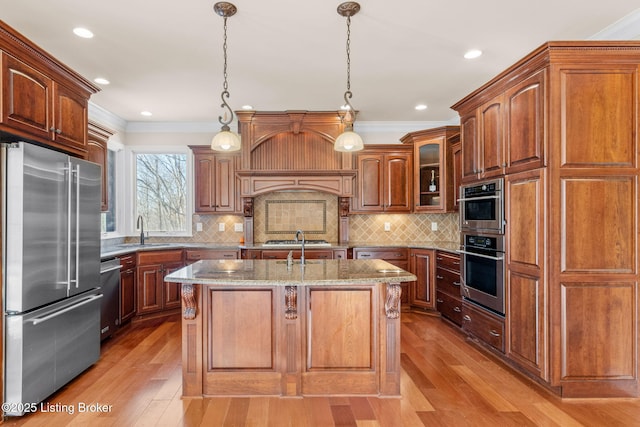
334;2;364;152
211;2;241;152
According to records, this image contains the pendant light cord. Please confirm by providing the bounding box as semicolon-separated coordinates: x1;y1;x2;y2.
219;14;233;127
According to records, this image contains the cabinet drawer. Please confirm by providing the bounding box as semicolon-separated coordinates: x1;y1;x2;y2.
436;267;461;296
119;253;137;269
462;302;505;353
436;291;462;326
436;251;461;272
137;249;183;265
353;249;407;260
185;249;239;261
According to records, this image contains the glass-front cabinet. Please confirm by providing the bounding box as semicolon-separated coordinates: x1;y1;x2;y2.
401;126;461;212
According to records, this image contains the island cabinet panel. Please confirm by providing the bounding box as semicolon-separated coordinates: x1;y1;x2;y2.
353;248;409;305
307;288;373;369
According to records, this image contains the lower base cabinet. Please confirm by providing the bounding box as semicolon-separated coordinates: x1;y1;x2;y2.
119;254;137;324
408;249;436;311
353;248;409;305
461;301;505;353
435;251;462;325
136;250;184;316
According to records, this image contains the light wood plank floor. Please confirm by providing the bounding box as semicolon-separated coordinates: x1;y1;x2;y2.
4;313;640;426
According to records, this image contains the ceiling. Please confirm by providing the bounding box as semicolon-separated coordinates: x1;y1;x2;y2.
3;1;640;126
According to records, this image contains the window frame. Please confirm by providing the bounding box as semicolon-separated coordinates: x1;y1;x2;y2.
126;145;193;237
101;139;125;238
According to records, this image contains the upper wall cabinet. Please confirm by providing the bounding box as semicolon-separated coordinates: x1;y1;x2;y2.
401;126;460;212
87;121;114;212
190;145;241;214
0;21;99;157
351;145;413;213
455;68;546;183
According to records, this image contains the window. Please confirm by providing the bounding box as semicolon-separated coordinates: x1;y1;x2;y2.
134;152;189;234
101;148;117;233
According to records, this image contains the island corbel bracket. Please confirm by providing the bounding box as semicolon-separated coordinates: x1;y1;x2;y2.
385;283;402;319
285;286;298;319
182;284;197;319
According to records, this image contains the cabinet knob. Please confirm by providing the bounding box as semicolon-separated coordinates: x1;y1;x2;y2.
489;330;501;337
463;315;471;322
436;298;444;303
453;306;461;313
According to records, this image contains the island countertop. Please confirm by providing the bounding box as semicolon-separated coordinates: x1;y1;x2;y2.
164;258;417;286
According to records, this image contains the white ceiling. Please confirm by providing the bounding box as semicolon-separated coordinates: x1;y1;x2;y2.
3;1;640;127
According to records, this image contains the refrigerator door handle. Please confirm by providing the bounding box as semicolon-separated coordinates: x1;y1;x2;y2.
31;294;103;326
65;162;73;291
74;163;80;289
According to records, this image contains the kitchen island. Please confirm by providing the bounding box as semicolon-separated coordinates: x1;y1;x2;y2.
164;258;417;398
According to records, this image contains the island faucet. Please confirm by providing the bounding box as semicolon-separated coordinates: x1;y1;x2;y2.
137;215;145;245
295;229;305;265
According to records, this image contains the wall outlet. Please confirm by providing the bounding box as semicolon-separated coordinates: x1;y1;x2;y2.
431;222;438;231
234;223;243;232
195;222;203;232
218;223;225;232
384;222;391;232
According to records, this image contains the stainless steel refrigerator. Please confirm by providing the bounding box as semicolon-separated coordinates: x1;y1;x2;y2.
2;142;102;416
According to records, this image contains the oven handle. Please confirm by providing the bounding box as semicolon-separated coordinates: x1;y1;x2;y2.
457;195;500;202
457;249;504;261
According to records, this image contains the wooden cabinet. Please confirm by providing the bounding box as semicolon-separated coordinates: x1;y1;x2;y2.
401;126;460;212
87;121;114;212
353;247;409;305
462;300;505;353
352;145;412;213
119;254;137;324
450;142;462;211
435;251;462;325
136;250;184;316
452;41;640;397
456;70;545;183
0;48;96;157
185;249;240;263
408;248;435;311
259;249;346;260
190;146;240;214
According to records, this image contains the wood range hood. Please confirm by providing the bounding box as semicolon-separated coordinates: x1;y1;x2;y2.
235;111;356;244
235;110;356;197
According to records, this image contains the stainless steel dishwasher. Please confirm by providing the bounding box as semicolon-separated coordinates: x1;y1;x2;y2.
100;257;122;341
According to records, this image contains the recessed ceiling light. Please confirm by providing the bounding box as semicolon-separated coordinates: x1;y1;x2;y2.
94;77;110;85
140;111;153;117
73;27;94;39
464;49;482;59
415;104;428;111
241;105;254;110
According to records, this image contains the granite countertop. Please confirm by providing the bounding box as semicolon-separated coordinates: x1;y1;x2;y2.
101;241;460;259
164;259;417;286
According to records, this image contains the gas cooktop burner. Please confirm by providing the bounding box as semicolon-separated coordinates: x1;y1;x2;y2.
263;239;331;246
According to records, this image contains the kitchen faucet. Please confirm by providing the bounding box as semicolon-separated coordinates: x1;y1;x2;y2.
137;215;145;245
295;229;305;265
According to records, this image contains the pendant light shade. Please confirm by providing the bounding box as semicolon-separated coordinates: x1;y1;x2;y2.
335;2;363;152
211;2;241;152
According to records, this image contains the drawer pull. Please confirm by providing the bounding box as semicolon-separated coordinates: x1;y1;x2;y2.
453;261;460;265
453;281;461;286
436;298;444;303
463;315;471;322
489;330;501;337
453;306;461;313
436;257;443;261
360;254;371;258
223;254;235;258
436;275;444;280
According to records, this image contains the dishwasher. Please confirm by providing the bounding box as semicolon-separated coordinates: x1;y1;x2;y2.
100;257;122;341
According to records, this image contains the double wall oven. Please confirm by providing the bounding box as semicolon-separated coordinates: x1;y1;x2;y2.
458;178;505;315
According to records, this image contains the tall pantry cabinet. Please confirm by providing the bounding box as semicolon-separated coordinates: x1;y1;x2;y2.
452;41;640;398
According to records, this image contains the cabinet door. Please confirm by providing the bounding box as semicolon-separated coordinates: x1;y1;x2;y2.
52;83;88;151
214;156;237;212
505;70;546;174
384;154;412;212
460;112;478;182
414;139;443;210
163;261;184;310
87;122;112;212
409;249;435;310
479;96;505;178
136;264;163;315
1;53;51;140
194;153;217;213
450;142;462;211
355;153;384;211
193;150;239;213
120;268;136;323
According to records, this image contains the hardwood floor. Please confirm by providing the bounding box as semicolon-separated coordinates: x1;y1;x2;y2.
4;313;640;426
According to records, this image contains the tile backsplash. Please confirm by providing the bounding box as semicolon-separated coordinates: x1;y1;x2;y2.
122;191;459;245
